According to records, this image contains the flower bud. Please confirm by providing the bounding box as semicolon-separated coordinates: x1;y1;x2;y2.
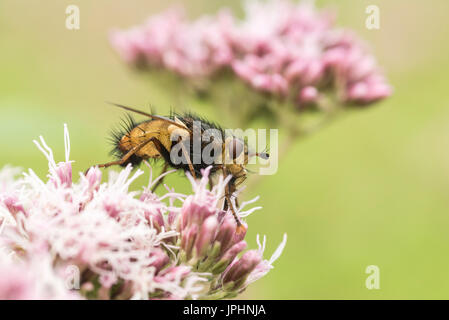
180;196;216;230
215;214;237;254
195;216;219;258
149;247;170;273
144;209;165;232
85;167;102;191
2;195;26;217
211;240;247;275
54;162;72;187
155;266;191;283
180;224;198;260
222;250;262;291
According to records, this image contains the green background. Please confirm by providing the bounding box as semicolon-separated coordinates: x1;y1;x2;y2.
1;0;449;299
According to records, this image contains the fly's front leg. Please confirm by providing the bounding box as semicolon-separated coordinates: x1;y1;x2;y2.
222;167;246;234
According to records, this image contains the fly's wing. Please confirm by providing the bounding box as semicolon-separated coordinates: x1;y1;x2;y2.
167;116;191;140
108;102;193;134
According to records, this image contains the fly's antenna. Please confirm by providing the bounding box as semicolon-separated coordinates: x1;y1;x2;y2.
255;152;269;160
106;102;192;133
256;146;270;159
248;149;270;159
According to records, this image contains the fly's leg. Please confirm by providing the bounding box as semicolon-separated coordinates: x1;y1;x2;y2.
87;137;170;173
222;167;246;234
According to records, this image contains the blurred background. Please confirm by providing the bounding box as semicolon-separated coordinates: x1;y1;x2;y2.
1;0;449;299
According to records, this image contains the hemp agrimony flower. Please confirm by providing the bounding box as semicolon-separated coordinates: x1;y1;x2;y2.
0;125;286;299
110;0;391;113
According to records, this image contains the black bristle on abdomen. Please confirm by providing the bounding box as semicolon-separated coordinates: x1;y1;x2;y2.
108;113;144;167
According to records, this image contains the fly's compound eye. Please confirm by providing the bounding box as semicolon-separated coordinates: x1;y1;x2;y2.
228;138;244;160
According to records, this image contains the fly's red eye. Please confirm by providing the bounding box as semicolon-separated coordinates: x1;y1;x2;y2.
228;138;244;160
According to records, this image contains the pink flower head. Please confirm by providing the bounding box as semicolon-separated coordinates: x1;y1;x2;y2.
0;125;286;300
110;8;236;78
110;0;391;107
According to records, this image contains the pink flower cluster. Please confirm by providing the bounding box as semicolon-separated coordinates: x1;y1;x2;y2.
0;125;286;300
110;0;391;107
177;168;287;297
110;8;234;78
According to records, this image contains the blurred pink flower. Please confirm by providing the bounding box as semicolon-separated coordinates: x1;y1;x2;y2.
110;8;235;77
231;0;391;103
110;0;391;107
298;85;319;106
